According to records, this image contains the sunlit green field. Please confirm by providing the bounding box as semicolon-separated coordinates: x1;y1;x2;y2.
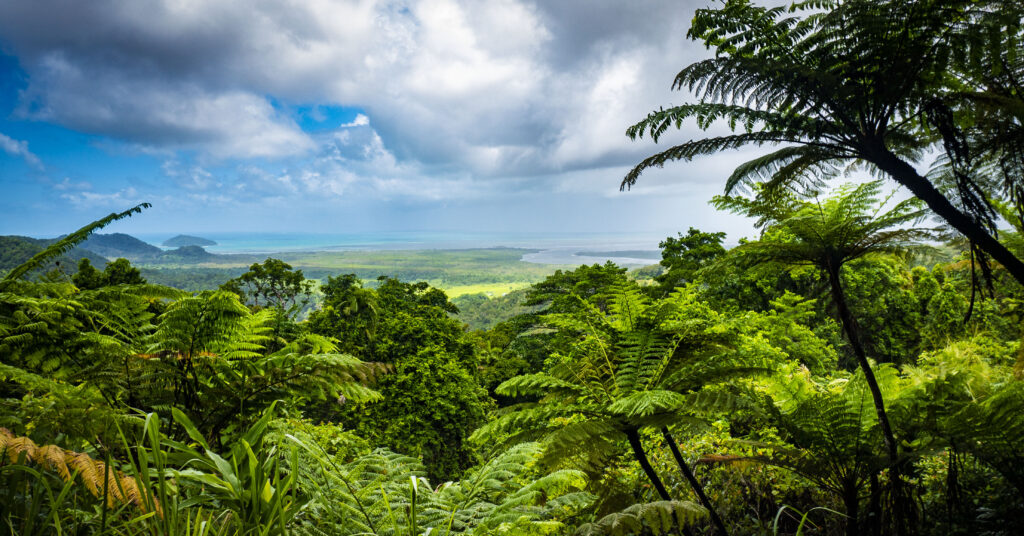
139;248;578;291
280;248;575;287
441;281;533;298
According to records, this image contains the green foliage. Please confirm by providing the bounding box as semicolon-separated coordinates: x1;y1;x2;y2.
162;406;302;535
310;276;490;482
291;439;591;536
307;274;380;355
716;182;933;272
140;290;382;443
344;345;489;483
475;280;779;536
221;258;314;314
73;258;147;289
453;288;537;331
653;227;727;296
575;501;706;536
524;262;629;313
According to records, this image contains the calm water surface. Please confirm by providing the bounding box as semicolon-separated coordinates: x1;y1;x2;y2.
131;231;667;266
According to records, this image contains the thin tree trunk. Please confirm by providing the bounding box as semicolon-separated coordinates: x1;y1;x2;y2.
624;428;695;536
869;472;882;536
661;427;730;536
825;262;914;536
626;428;672;501
843;480;861;536
868;143;1024;287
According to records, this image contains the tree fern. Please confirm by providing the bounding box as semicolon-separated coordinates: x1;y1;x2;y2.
137;292;383;443
706;366;900;535
623;0;1024;286
290;437;591;536
474;285;775;535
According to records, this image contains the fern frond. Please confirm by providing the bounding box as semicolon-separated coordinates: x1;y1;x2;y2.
2;203;150;283
575;500;706;536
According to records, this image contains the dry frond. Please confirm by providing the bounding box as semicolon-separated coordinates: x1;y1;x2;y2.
0;427;160;514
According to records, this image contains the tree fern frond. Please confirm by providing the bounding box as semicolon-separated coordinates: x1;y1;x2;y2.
2;203;150;284
622;133;794;191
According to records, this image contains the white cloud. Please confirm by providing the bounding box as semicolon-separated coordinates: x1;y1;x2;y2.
340;114;370;128
61;187;145;208
0;132;43;168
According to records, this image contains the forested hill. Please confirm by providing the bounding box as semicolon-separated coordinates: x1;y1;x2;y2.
0;232;257;268
0;235;107;272
80;232;163;259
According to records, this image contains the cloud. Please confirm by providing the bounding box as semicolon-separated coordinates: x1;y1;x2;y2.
340;114;370;128
60;186;145;208
53;177;91;191
0;0;716;179
19;54;315;158
231;116;498;202
161;160;219;190
0;132;42;168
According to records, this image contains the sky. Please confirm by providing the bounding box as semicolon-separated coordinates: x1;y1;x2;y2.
0;0;760;240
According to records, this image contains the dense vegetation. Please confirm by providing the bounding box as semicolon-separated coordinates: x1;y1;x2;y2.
2;0;1023;535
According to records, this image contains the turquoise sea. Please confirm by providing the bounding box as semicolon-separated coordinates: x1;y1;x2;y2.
131;231;669;266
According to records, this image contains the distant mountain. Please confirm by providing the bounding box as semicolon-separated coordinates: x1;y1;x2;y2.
81;233;163;260
0;233;236;276
163;234;217;247
0;236;108;273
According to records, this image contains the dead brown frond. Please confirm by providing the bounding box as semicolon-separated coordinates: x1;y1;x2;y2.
0;427;161;514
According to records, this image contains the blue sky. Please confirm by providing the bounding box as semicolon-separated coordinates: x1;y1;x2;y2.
0;0;756;240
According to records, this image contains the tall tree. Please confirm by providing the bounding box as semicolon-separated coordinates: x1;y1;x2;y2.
221;258;315;351
622;0;1024;286
654;227;727;296
221;258;314;315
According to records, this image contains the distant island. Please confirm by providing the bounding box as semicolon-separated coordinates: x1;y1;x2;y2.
163;235;217;247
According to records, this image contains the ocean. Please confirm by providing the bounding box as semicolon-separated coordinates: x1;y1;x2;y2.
131;231;668;266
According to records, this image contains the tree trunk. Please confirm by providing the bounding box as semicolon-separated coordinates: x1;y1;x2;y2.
867;143;1024;287
825;262;914;536
869;472;882;536
843;480;861;536
661;427;730;536
624;428;694;536
625;428;672;501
